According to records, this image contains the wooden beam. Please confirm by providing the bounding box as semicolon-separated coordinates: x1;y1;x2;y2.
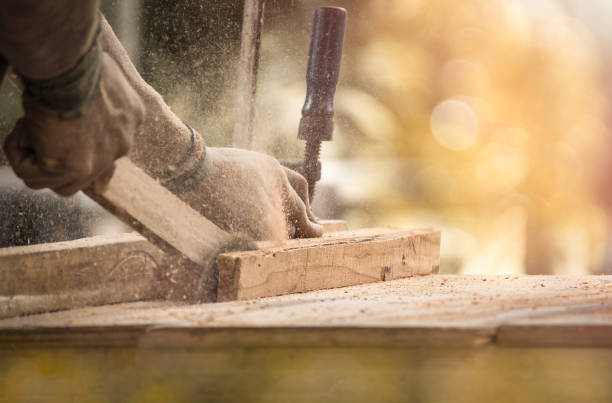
497;324;612;347
0;226;438;317
0;233;165;319
85;158;230;267
0;326;493;349
2;276;610;349
217;228;441;301
84;158;234;303
497;303;612;347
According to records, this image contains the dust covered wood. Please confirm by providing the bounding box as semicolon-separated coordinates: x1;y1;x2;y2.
0;233;165;319
217;228;441;301
85;157;230;266
1;275;609;348
0;222;437;317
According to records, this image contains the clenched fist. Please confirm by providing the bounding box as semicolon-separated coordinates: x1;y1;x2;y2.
3;53;144;196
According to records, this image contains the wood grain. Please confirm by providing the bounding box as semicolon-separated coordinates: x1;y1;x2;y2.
1;275;609;348
497;303;612;347
0;226;435;316
85;158;230;266
0;326;493;349
0;233;165;319
84;158;235;303
217;229;440;301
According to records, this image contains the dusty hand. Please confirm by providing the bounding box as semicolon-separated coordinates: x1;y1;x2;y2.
178;147;324;241
3;53;144;196
96;15;321;240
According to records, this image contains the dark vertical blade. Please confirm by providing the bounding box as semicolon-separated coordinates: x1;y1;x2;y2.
0;55;8;85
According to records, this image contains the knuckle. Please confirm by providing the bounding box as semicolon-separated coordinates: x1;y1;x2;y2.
39;157;61;172
118;136;132;156
23;179;45;190
296;177;308;194
292;172;307;187
55;187;76;197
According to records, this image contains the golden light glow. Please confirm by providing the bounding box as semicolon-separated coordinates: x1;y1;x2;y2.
431;100;479;151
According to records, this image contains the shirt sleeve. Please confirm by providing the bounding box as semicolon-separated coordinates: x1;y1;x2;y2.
0;0;100;80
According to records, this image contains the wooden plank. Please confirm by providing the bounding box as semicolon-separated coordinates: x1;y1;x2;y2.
0;226;430;317
216;229;441;301
232;0;265;149
0;233;165;319
497;324;612;347
84;158;234;303
497;303;612;347
84;160;343;301
1;276;610;348
85;158;230;267
0;326;493;349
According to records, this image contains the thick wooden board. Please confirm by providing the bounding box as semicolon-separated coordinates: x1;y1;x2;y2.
85;158;230;266
216;228;441;301
0;275;609;348
84;158;235;303
497;303;612;347
0;225;427;317
0;233;165;319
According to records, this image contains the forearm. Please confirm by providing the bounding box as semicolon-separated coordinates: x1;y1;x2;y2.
99;16;202;180
0;0;99;79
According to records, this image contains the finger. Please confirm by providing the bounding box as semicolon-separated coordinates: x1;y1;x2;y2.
283;183;324;239
52;169;97;196
5;119;67;175
282;166;319;223
53;173;98;196
3;120;30;170
21;175;76;190
52;182;87;196
282;167;309;203
53;158;117;196
12;157;75;190
3;123;69;188
12;159;76;191
92;164;116;194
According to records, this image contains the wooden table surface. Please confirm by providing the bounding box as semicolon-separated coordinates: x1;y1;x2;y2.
1;274;610;348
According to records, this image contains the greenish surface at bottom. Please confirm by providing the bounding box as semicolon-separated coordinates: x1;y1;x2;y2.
1;347;611;403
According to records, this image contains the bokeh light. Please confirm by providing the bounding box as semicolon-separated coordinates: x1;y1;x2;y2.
255;0;612;275
431;100;479;151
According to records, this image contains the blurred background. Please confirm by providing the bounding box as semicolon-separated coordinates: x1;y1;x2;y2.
1;0;612;275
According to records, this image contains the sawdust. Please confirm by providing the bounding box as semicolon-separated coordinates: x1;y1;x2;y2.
0;2;312;320
100;16;298;243
2;275;611;329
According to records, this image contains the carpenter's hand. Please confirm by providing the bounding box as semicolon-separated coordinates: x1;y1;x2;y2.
178;147;324;241
3;53;144;196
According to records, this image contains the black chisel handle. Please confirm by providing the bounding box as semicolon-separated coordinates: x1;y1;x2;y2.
298;6;346;142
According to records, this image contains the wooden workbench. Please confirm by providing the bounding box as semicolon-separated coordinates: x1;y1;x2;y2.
1;275;610;402
1;274;610;347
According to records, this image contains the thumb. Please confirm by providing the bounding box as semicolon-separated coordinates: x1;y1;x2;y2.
282;166;319;223
92;163;117;194
284;183;324;239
